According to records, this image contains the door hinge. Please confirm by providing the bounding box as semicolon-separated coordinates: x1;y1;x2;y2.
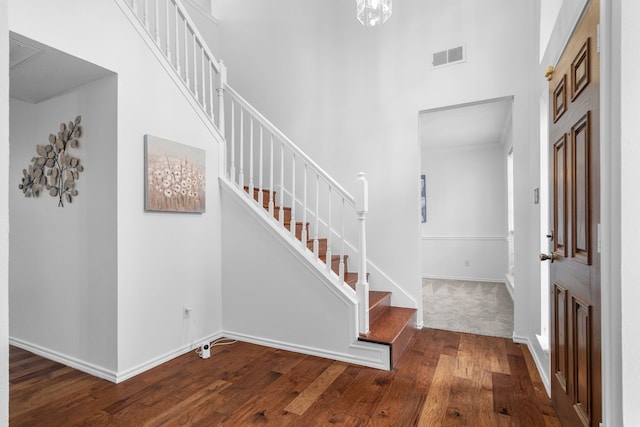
597;24;601;54
597;223;601;253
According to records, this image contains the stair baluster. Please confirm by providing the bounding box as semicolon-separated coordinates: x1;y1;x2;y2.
302;164;308;245
164;1;171;61
154;0;160;43
268;133;274;216
201;48;207;109
326;186;332;273
238;108;244;188
258;125;264;206
290;152;296;239
174;4;181;73
143;0;149;30
339;198;345;284
313;174;320;259
193;33;199;99
183;18;189;87
279;141;285;227
229;99;235;182
248;116;254;198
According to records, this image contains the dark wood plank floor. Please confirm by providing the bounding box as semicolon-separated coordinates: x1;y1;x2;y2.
10;328;561;426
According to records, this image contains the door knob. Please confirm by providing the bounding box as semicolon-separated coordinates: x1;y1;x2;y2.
540;253;558;263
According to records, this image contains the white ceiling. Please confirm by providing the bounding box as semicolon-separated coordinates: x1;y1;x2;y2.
419;97;513;149
10;33;113;104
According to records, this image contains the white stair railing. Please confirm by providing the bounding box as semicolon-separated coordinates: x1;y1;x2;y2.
118;0;369;335
122;0;223;127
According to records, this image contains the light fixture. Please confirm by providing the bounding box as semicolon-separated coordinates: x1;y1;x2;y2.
356;0;392;27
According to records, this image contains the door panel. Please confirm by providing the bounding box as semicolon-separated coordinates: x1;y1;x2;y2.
547;0;601;426
572;112;591;265
573;296;592;424
553;135;567;256
553;283;568;393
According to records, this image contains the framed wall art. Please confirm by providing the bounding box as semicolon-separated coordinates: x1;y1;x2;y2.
144;135;206;213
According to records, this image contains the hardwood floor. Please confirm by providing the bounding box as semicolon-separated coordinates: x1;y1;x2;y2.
10;329;560;426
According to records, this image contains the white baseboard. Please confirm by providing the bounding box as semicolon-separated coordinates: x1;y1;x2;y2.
9;337;118;383
11;329;391;383
512;333;551;396
10;332;226;384
115;331;225;383
423;274;508;284
504;273;515;301
224;331;390;371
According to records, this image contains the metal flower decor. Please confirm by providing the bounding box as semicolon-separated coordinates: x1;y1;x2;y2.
18;115;84;207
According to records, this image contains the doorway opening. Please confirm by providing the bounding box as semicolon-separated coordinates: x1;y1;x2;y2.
419;96;514;337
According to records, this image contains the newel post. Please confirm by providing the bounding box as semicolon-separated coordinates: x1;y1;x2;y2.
355;172;369;335
216;60;227;135
216;60;227;176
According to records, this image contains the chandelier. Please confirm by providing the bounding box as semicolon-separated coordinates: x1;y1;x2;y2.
356;0;392;27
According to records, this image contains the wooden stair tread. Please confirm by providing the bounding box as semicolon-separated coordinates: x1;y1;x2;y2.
359;306;416;344
344;272;369;287
369;291;392;311
306;238;328;254
318;254;346;262
344;272;358;286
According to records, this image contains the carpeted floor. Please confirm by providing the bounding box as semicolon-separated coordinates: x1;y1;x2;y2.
422;278;514;338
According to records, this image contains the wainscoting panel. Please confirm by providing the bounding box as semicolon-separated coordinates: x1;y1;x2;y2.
421;236;508;282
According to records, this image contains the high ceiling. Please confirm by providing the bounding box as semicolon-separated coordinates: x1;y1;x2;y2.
419;97;513;149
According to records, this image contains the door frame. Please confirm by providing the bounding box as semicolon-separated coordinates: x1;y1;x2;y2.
598;0;622;425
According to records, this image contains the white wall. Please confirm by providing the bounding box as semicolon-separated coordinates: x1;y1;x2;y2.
1;0;10;423
9;0;224;379
9;78;118;373
421;144;507;281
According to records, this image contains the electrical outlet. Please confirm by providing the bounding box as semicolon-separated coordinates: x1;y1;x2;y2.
183;305;192;318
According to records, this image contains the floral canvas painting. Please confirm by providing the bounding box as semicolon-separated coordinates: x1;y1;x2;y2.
145;135;206;213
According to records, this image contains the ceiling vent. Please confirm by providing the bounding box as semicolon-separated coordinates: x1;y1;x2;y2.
431;45;466;69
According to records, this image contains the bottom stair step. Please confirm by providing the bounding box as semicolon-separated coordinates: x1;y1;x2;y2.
358;306;417;369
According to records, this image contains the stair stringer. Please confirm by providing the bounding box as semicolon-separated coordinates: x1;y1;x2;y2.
220;178;391;370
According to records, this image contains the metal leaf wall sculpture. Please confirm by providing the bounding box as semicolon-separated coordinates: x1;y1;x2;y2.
18;115;84;207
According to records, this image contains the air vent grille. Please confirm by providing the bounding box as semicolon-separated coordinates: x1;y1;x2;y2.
432;45;466;68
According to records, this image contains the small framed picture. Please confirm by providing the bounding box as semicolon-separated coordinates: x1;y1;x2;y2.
145;135;206;213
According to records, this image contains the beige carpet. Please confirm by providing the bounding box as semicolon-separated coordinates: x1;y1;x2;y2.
422;278;514;338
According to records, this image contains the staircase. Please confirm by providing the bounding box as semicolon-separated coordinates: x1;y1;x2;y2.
118;0;418;370
245;186;416;368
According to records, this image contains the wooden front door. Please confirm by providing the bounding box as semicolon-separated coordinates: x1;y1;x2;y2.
546;1;601;426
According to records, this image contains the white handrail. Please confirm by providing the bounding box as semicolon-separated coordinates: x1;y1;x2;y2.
223;84;356;207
